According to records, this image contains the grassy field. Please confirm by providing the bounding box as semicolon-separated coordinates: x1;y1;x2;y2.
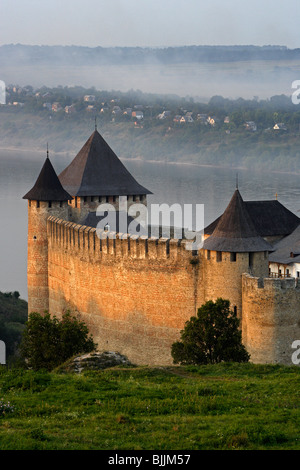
0;362;299;450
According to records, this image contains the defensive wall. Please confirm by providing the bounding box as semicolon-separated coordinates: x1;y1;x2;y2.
47;216;205;366
43;216;300;366
242;273;300;365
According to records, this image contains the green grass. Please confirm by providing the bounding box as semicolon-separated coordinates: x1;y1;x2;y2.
0;363;299;450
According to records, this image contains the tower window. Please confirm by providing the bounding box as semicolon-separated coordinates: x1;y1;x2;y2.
207;250;211;260
36;201;40;208
249;252;254;269
230;252;236;262
216;251;222;262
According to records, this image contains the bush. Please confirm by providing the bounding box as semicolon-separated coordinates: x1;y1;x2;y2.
20;311;97;371
171;298;250;365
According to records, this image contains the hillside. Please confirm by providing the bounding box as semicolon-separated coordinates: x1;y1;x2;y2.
1;87;300;173
0;363;299;450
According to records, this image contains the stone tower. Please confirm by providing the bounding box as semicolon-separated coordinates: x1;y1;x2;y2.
23;153;71;314
58;129;152;226
202;189;274;318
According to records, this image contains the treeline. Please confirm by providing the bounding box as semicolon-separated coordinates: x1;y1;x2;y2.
1;44;300;66
0;291;28;363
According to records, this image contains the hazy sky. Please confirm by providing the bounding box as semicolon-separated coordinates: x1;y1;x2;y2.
0;0;299;48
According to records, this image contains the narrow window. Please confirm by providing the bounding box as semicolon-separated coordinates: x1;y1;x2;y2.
230;252;236;262
216;251;222;262
48;201;52;208
207;250;211;260
297;272;300;278
36;201;40;208
249;252;254;269
286;269;290;277
234;306;237;315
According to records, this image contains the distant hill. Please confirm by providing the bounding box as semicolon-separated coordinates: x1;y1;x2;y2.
1;44;300;66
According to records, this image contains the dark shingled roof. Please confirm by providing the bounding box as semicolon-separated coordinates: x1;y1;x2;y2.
203;189;274;253
23;156;72;201
205;199;300;238
58;130;152;197
269;224;300;265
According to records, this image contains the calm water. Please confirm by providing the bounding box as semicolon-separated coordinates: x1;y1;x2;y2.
0;149;299;300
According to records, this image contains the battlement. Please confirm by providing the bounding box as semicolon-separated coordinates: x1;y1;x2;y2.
242;273;300;290
47;216;196;262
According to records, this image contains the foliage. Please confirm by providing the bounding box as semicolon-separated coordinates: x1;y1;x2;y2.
171;298;250;365
0;291;28;361
20;311;97;371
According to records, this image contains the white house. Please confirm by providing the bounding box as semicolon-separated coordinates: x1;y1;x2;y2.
180;115;194;123
273;123;287;130
269;225;300;278
84;95;96;102
245;121;257;132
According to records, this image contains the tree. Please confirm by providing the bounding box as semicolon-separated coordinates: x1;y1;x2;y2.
20;311;97;370
171;298;250;365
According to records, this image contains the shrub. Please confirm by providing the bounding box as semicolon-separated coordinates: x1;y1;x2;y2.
20;311;97;371
171;298;250;365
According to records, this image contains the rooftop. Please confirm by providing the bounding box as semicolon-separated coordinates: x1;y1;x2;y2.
23;155;72;202
58;130;152;197
205;199;300;239
203;189;274;253
269;224;300;265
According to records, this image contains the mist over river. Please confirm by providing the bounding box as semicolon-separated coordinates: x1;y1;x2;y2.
0;149;299;300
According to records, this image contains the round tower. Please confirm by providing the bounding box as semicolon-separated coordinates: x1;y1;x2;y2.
23;152;71;315
202;189;274;319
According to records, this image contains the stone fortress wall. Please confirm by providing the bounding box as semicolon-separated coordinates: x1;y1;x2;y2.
41;215;300;366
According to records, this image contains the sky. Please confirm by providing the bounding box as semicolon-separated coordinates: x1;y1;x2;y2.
0;0;299;48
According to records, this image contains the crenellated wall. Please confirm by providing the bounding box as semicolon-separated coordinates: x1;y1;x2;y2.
242;273;300;365
35;216;300;366
46;216;204;365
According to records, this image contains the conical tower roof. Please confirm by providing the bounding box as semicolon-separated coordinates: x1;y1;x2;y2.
203;189;274;252
23;155;72;201
58;130;152;197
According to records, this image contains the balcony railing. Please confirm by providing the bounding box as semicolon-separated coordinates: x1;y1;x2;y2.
268;272;291;278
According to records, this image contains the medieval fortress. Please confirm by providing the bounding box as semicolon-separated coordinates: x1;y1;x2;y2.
23;130;300;366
